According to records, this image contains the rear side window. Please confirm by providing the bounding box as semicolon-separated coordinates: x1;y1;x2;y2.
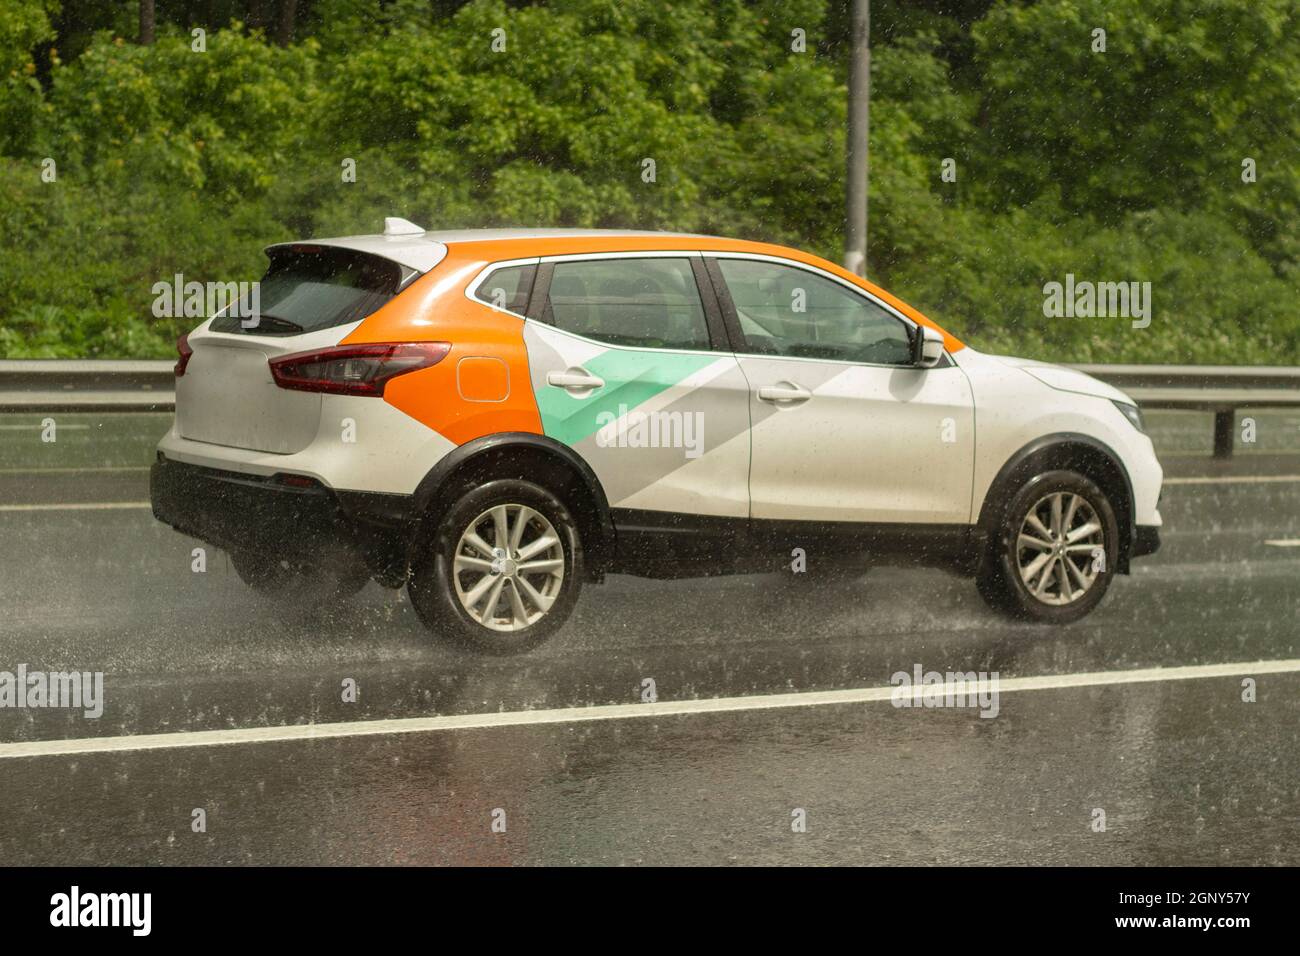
541;257;710;351
473;264;536;315
210;246;406;335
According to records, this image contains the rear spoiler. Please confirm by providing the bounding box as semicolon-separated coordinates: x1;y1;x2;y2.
263;237;448;275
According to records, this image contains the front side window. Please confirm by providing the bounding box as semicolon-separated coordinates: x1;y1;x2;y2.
542;257;711;351
714;258;913;365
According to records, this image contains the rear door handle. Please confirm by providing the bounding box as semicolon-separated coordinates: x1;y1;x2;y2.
757;381;812;404
547;368;605;392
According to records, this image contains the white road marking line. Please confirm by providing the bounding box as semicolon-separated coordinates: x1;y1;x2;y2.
0;424;91;431
0;466;150;475
1264;539;1300;547
0;502;152;512
1163;475;1300;485
2;658;1295;761
0;412;170;419
1158;451;1300;459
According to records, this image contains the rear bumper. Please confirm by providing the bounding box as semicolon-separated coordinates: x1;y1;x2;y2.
150;456;416;585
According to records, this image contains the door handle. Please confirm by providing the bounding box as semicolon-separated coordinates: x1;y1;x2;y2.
547;368;605;392
757;382;812;404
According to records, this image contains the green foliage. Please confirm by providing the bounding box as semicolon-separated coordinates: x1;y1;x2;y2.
972;0;1300;266
893;205;1298;363
0;0;1295;362
0;0;54;76
42;27;317;198
0;0;56;155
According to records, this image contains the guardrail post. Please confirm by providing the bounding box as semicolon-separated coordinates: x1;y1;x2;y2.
1212;409;1235;459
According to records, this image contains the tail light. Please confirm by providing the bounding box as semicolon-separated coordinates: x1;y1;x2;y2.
268;342;451;397
174;333;193;377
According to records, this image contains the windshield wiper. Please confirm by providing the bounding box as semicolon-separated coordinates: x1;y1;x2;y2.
239;313;305;333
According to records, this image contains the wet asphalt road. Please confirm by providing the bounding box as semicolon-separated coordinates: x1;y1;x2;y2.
0;410;1297;864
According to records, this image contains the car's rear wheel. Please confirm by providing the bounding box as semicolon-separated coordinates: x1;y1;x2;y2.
407;479;583;655
976;470;1118;623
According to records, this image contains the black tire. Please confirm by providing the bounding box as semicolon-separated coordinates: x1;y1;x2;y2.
230;550;297;595
976;469;1119;624
407;479;583;655
230;549;370;602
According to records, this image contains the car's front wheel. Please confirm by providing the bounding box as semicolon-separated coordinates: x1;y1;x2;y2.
976;469;1119;623
407;479;583;655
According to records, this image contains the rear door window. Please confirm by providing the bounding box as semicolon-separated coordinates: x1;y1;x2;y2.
210;246;407;335
541;258;711;351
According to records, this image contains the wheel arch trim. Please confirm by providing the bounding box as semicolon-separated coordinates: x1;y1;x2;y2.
408;432;615;572
977;432;1137;572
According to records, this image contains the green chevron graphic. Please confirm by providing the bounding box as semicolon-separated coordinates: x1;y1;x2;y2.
536;349;719;447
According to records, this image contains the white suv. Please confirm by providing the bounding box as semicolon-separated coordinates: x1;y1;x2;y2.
151;226;1164;653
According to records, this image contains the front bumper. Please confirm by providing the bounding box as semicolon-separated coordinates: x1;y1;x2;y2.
150;456;416;585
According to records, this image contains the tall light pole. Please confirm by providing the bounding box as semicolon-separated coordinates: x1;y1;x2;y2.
844;0;869;277
139;0;156;44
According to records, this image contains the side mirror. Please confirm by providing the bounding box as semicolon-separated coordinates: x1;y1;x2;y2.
913;325;945;368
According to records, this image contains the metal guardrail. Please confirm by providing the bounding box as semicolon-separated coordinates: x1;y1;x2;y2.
1071;365;1300;457
1070;364;1300;389
1;360;1298;458
0;360;176;413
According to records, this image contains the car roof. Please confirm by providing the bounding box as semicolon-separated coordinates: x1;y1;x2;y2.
431;228;709;243
266;228;711;274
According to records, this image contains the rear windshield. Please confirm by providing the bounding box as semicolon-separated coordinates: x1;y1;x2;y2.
210;245;408;335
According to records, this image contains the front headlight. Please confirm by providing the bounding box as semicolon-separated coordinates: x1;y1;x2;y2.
1111;400;1145;433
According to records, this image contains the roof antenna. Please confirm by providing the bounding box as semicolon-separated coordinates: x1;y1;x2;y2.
383;217;425;236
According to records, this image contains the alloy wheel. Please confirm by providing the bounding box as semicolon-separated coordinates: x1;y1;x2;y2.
451;503;566;631
1015;491;1105;606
